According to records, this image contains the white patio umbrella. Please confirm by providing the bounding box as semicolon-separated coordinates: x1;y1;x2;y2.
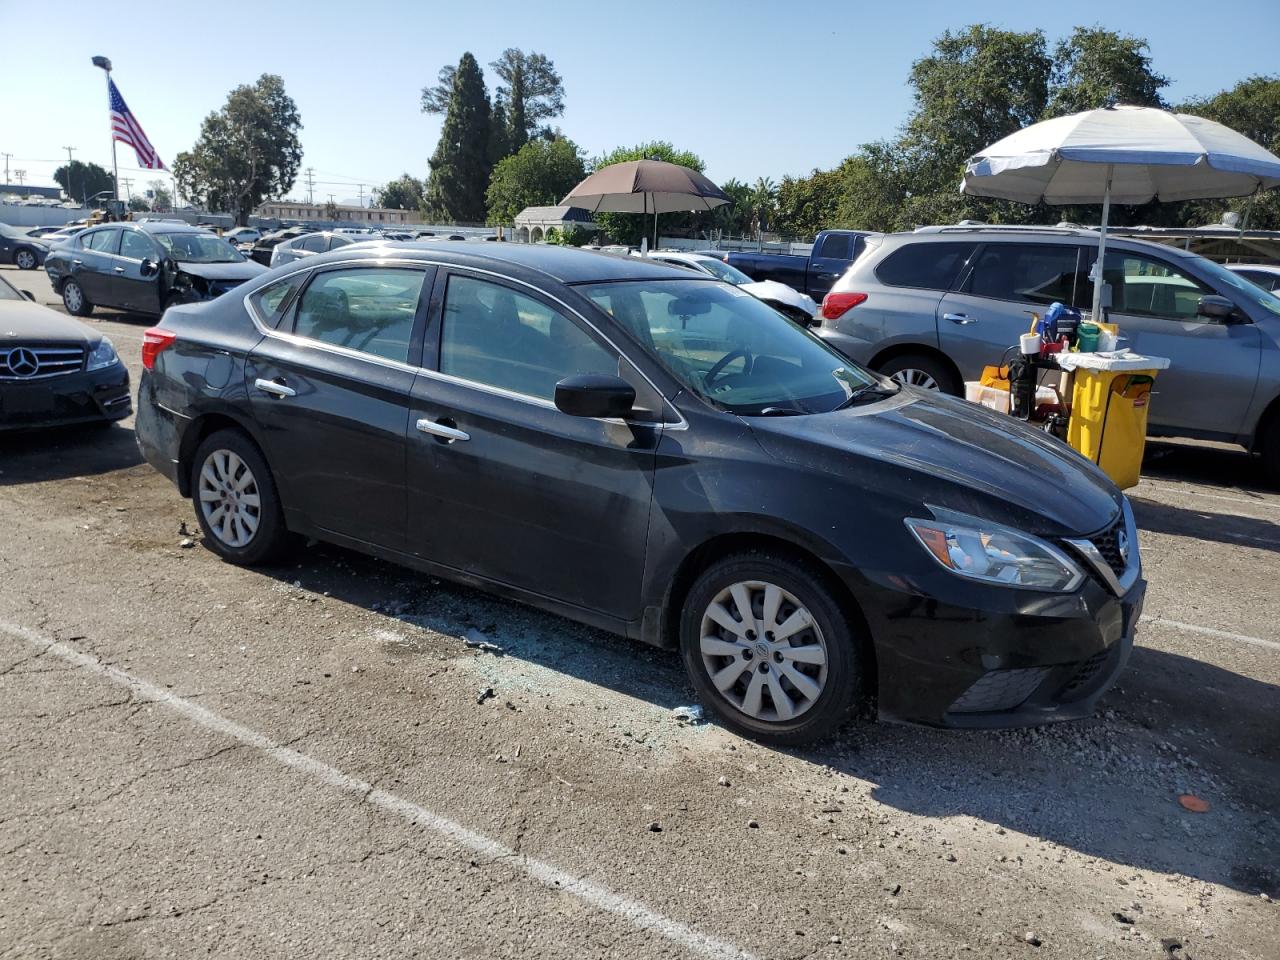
961;105;1280;321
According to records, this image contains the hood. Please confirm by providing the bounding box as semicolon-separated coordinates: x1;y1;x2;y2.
749;389;1120;537
743;279;816;315
175;259;267;282
0;300;96;343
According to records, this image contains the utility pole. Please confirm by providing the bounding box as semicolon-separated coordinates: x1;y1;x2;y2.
305;167;315;205
1;153;10;185
120;177;133;200
357;183;365;208
61;146;76;202
14;170;25;188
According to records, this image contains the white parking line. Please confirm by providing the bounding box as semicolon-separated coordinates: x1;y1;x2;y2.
1135;481;1280;511
0;621;754;960
1143;616;1280;652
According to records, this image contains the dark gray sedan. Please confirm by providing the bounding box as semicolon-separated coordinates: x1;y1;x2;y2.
0;224;49;270
43;221;266;318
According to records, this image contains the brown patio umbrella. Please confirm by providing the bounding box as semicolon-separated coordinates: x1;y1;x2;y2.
561;159;731;248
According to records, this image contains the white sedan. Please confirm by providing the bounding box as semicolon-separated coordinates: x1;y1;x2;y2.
1226;263;1280;294
640;251;818;325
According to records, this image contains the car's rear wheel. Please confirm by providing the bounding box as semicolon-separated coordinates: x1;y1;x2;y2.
876;353;960;396
191;429;291;565
61;280;92;316
14;248;37;270
680;551;865;746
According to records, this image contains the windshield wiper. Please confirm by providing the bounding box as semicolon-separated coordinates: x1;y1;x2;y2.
756;405;809;416
833;382;898;410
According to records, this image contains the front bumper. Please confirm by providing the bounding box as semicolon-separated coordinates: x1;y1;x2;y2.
0;362;131;430
851;563;1146;729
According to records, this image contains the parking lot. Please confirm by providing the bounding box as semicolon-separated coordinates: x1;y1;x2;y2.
1;263;1276;959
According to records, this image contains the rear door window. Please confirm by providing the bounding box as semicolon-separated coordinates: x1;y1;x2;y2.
248;274;306;329
875;242;976;290
297;235;326;253
292;267;427;363
815;233;853;261
963;244;1080;306
83;229;119;254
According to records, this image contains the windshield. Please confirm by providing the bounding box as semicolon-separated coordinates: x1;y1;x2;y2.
0;275;21;301
154;232;244;264
695;257;755;286
581;279;884;415
1193;256;1280;318
0;224;26;240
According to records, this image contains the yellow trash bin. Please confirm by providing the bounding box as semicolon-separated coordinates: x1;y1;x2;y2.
1067;370;1158;490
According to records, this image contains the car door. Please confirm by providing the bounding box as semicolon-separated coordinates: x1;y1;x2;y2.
808;232;854;299
245;263;435;551
74;227;122;304
935;242;1083;379
115;228;163;314
405;271;660;620
1095;249;1261;435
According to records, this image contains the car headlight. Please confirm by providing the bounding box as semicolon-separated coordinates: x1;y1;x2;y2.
86;337;119;371
905;510;1084;592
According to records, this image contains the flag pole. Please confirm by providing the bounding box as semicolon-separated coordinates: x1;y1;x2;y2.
92;56;118;202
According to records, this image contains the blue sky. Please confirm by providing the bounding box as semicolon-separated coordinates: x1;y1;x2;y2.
2;0;1275;204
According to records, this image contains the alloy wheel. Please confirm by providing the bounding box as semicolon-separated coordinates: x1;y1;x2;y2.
15;250;36;270
198;449;262;548
63;283;82;312
698;580;828;722
889;368;939;390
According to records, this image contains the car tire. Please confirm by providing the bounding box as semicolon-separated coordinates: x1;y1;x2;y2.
679;551;866;746
876;353;961;395
1260;416;1280;488
13;248;38;270
190;429;292;566
61;280;93;317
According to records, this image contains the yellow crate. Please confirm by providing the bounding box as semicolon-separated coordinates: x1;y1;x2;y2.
1067;370;1158;490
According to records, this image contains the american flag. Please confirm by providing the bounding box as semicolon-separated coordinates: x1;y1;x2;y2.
108;78;166;170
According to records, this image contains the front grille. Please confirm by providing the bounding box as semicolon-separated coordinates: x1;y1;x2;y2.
949;667;1050;714
0;344;85;380
1089;513;1127;579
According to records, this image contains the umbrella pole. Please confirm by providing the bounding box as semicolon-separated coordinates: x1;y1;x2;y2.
1091;164;1113;323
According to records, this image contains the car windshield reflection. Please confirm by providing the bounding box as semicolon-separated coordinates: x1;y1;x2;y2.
155;233;243;264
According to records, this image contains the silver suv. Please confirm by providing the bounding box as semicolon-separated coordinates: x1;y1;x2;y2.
817;227;1280;482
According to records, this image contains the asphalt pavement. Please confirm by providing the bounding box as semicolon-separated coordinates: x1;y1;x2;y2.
1;264;1276;959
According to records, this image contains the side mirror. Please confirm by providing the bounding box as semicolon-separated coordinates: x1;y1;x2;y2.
1197;294;1237;321
554;374;636;419
21;290;35;301
140;257;159;277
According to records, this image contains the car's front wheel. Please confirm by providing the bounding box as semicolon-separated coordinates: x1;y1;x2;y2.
14;248;38;270
191;429;291;565
680;551;865;746
876;353;960;395
61;280;92;316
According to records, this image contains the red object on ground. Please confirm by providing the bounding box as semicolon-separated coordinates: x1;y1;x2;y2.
1178;794;1211;813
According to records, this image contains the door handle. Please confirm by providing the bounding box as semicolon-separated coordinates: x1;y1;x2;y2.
254;377;296;398
72;259;83;265
114;266;124;273
943;312;976;325
416;418;470;442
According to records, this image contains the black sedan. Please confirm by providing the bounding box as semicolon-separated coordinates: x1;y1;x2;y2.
0;273;130;429
0;223;50;270
43;222;265;318
135;242;1145;744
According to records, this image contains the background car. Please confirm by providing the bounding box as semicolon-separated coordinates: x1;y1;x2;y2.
642;250;818;325
36;225;86;248
0;223;49;270
0;272;130;429
269;230;381;267
135;242;1141;745
224;227;262;246
43;221;266;318
816;227;1280;482
249;226;314;265
1227;263;1280;293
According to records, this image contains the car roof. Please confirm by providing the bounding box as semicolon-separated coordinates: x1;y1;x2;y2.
877;228;1204;262
321;241;698;284
131;221;214;236
1228;263;1280;274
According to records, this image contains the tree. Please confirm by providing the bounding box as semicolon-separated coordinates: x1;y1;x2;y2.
323;199;339;221
709;178;754;236
775;165;853;238
147;179;172;212
1045;27;1167;117
1179;75;1280;229
485;137;586;225
421;53;492;223
173;74;303;224
589;141;707;245
127;196;150;212
53;161;115;206
489;49;565;150
749;177;777;235
376;173;426;211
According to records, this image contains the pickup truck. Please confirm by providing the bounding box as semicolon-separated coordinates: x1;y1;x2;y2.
721;230;877;302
